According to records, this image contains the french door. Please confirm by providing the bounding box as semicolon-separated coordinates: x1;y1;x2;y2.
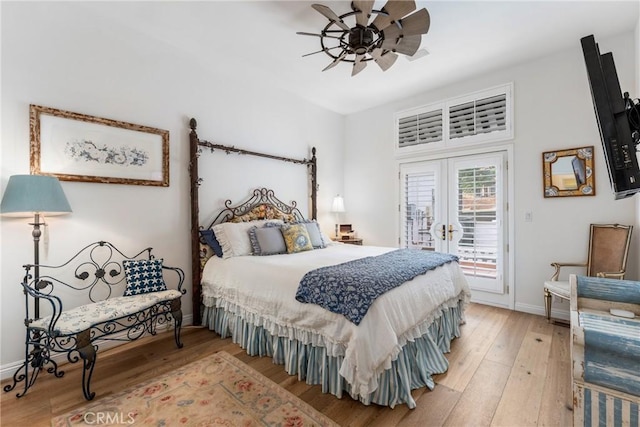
400;152;510;306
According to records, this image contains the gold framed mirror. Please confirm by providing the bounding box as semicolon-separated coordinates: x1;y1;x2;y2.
543;146;595;197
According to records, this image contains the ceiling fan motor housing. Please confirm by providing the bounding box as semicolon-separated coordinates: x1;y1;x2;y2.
348;26;377;55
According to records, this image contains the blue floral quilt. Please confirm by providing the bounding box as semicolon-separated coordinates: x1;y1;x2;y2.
295;249;459;325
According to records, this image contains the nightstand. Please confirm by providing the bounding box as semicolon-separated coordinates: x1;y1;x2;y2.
340;238;363;246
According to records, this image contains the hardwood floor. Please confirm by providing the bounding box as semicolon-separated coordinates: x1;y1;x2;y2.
0;303;572;426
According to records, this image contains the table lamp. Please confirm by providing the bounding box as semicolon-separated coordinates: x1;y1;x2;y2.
331;194;345;239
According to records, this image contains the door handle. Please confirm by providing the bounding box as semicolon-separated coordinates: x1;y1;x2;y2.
448;224;459;241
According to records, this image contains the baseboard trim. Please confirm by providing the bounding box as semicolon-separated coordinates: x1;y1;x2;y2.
515;302;569;321
1;313;193;382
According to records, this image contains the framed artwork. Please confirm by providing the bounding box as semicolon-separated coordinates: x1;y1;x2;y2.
30;104;169;186
542;146;594;197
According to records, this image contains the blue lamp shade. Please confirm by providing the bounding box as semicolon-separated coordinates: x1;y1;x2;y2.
0;175;72;217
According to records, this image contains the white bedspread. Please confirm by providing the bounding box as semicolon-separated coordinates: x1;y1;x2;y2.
201;244;471;396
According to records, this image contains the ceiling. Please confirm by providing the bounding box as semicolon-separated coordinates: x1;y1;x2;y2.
80;1;639;115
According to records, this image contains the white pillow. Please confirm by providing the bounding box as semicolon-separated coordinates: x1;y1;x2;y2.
213;220;283;258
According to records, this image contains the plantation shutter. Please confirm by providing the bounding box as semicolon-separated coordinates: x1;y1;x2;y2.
398;108;443;148
395;83;512;156
403;171;437;250
455;164;498;279
449;94;507;140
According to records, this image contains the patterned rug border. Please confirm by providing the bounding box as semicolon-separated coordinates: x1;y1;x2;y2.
52;350;339;426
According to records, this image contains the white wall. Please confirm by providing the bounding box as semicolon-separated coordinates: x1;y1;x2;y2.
344;31;639;317
0;2;344;377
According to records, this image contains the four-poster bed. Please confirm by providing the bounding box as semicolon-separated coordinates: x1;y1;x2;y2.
188;118;471;408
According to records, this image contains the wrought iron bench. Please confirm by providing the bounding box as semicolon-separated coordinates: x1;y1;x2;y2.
3;241;185;401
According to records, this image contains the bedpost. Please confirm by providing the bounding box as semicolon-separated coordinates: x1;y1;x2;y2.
189;118;202;326
310;147;317;220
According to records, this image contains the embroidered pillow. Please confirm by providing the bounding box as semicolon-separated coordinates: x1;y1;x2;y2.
298;220;325;249
123;259;167;296
200;229;223;258
281;224;314;254
248;225;287;255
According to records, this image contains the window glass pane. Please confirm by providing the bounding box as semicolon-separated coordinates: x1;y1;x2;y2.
404;172;437;250
456;165;497;278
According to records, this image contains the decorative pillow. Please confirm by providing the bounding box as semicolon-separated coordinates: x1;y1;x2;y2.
248;225;287;255
320;230;335;246
199;229;223;258
281;224;314;254
199;242;214;270
298;220;325;249
123;259;167;296
213;220;283;258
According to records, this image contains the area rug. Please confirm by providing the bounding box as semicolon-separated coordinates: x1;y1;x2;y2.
52;351;338;426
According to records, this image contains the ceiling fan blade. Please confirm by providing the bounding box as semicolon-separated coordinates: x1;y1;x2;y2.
352;54;367;76
352;0;374;27
370;49;398;71
303;44;346;57
399;8;431;36
395;35;421;56
372;0;416;31
380;25;401;50
303;49;326;57
322;50;347;71
296;31;343;40
312;4;350;31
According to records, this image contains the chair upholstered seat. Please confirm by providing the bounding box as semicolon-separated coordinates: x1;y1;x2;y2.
543;280;570;299
543;224;632;323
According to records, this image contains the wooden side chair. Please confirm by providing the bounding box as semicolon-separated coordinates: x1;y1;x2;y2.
543;223;633;322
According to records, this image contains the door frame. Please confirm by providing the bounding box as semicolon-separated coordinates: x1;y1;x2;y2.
397;143;515;310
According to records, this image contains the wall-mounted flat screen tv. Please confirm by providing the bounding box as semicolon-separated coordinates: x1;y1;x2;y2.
581;34;640;199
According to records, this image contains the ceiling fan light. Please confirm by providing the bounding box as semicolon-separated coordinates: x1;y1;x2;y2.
399;8;431;36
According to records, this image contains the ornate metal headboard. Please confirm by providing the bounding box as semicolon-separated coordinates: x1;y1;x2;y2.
205;188;305;229
188;118;317;325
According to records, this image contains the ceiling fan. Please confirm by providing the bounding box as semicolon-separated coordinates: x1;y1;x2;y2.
297;0;431;76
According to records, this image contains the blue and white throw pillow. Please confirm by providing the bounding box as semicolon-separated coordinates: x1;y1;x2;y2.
281;224;314;254
123;259;167;296
297;220;326;249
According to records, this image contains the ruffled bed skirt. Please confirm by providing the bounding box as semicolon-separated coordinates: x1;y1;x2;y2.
201;298;465;409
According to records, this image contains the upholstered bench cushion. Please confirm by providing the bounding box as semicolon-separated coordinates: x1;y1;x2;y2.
580;311;640;397
31;290;182;335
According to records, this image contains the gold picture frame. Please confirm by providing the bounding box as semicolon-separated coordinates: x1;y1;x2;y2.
543;146;594;197
30;104;169;186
